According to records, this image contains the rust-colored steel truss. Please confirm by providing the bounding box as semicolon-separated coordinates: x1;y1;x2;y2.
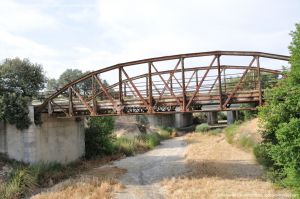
36;51;289;117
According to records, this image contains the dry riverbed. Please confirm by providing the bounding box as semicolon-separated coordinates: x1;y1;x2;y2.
33;131;291;199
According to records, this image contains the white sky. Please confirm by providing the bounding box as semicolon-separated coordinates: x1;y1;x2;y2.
0;0;299;81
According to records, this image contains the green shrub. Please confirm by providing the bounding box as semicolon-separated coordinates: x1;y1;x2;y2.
85;116;115;159
158;126;173;139
217;112;227;120
114;137;136;156
0;167;37;199
145;133;161;149
238;134;256;150
255;24;300;194
195;123;209;133
209;128;223;135
224;124;239;144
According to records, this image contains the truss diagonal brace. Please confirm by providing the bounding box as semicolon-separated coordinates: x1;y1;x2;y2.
186;56;217;109
154;59;181;101
121;67;149;107
70;86;96;116
222;56;257;109
94;75;119;113
152;63;181;106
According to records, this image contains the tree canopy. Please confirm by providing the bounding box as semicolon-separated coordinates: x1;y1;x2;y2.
0;58;46;129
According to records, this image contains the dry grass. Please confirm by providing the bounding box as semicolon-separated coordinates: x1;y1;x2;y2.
162;133;292;199
32;166;126;199
234;118;262;143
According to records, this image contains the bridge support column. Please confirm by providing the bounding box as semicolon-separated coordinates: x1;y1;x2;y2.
227;111;239;124
207;112;218;125
146;113;193;129
174;113;193;129
147;115;174;128
0;104;85;164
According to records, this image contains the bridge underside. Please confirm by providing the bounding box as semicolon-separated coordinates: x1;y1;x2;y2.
35;51;289;118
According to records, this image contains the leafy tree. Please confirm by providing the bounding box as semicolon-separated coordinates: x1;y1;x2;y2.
46;69;94;96
46;78;59;91
0;58;46;129
0;58;45;96
85;117;115;158
57;69;83;87
255;24;300;191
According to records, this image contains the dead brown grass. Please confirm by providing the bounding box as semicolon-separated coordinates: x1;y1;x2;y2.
161;133;292;199
234;118;262;143
32;166;126;199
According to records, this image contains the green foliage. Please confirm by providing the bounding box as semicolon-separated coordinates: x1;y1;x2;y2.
0;167;37;199
46;78;59;91
238;134;256;150
255;24;300;193
0;162;78;199
0;58;45;130
85;117;115;159
224;124;239;144
0;58;45;96
217;112;227;120
114;131;169;156
57;69;83;87
239;104;257;121
195;123;209;133
114;137;137;156
157;126;173;139
193;113;207;124
138;133;161;149
135;115;149;133
1;94;31;129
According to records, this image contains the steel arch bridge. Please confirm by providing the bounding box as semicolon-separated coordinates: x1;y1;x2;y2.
36;51;289;117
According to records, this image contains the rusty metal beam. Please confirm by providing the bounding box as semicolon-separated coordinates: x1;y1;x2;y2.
148;62;153;113
181;58;186;111
217;55;223;110
257;56;262;106
121;68;149;107
151;59;181;104
222;56;257;109
37;51;289;114
151;63;181;106
94;75;119;113
186;56;217;109
70;86;95;115
185;70;196;89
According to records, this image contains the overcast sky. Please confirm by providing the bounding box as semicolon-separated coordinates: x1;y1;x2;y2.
0;0;299;79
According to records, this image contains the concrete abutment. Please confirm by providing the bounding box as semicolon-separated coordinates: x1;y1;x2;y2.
0;105;85;164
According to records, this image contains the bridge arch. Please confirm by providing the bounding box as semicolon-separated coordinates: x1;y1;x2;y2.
36;51;289;117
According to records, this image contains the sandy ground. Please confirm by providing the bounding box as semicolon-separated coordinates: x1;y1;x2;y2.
112;137;188;199
161;134;292;199
32;125;292;199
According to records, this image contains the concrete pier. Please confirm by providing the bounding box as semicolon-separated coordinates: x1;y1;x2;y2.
207;112;218;125
0;105;85;164
227;110;239;124
147;113;193;129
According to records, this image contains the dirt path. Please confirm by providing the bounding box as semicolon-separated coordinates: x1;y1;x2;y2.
107;133;291;199
112;137;188;199
33;132;291;199
162;134;291;199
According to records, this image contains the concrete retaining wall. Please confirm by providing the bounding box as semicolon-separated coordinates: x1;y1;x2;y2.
0;105;85;164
